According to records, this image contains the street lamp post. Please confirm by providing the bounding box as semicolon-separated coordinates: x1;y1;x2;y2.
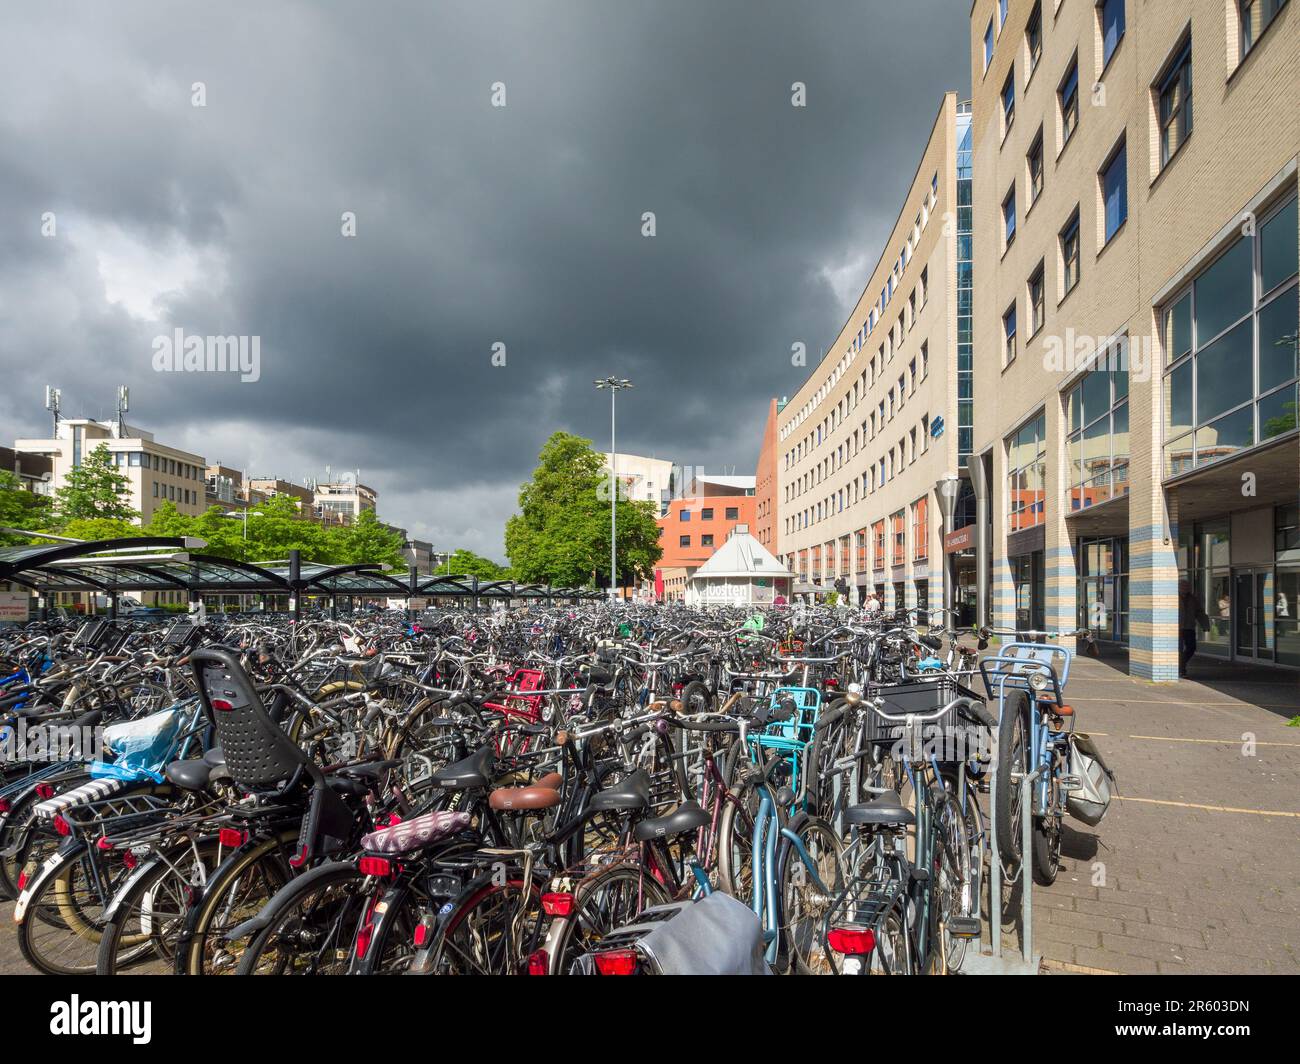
594;376;633;602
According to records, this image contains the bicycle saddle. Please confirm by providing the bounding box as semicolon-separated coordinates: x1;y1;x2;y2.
586;769;652;813
429;746;494;790
632;799;710;842
843;792;915;827
488;782;562;812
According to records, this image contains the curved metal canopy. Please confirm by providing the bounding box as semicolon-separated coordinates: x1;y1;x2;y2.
0;538;604;600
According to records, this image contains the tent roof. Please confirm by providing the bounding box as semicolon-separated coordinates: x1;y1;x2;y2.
689;532;793;581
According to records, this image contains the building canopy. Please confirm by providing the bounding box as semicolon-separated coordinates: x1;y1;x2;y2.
0;537;601;600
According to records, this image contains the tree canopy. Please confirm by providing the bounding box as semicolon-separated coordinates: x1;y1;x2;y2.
52;444;138;524
435;548;511;581
505;431;662;588
0;471;52;545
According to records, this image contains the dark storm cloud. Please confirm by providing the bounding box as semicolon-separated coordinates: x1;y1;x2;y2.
0;0;969;558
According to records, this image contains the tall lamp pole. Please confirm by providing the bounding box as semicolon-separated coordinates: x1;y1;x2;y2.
594;376;633;602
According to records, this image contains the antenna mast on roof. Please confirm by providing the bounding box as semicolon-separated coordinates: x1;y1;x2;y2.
44;385;61;435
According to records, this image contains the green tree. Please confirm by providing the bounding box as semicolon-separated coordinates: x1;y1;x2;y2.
505;431;662;588
52;444;138;524
332;508;406;568
0;471;52;545
435;548;511;581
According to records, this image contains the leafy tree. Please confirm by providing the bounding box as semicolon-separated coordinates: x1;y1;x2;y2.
435;548;511;581
0;471;52;545
334;508;406;568
52;444;139;525
56;517;141;542
146;502;247;559
505;431;662;588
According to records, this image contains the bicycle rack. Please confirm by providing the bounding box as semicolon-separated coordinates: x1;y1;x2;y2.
962;760;1043;976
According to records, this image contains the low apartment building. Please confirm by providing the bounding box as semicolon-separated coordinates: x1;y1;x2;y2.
776;92;972;614
969;0;1298;677
753;398;787;553
603;452;674;513
15;419;207;523
314;480;378;525
654;476;757;596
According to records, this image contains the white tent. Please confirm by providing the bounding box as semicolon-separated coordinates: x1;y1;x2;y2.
686;525;795;606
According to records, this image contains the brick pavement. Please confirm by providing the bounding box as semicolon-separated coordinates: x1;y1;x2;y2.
992;652;1300;975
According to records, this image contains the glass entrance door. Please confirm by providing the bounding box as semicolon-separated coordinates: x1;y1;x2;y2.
1233;568;1274;661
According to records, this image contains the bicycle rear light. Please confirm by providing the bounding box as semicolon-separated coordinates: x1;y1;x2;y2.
218;827;246;848
0;798;8;812
358;855;393;877
52;814;70;837
210;698;235;711
827;927;876;955
527;949;549;975
593;949;639;975
35;783;54;800
541;892;574;916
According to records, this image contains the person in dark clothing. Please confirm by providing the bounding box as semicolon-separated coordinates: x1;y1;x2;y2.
1178;579;1210;678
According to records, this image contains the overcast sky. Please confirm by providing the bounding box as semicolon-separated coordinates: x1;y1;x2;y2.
0;1;969;560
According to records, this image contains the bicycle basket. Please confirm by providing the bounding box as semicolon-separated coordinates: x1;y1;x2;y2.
865;677;984;750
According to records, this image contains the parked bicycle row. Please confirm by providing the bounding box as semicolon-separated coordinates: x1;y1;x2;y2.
0;604;1114;975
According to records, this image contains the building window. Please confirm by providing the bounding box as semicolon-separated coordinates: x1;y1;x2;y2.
701;507;714;520
1100;0;1126;67
984;18;994;70
1061;210;1081;296
701;534;714;547
1003;186;1016;249
679;535;690;548
999;0;1008;29
1067;345;1130;509
1101;137;1127;242
1240;0;1287;58
725;506;739;520
1007;413;1047;532
920;341;929;379
1162;193;1298;475
912;496;929;561
1028;130;1044;204
1001;70;1016;132
891;512;906;567
1027;1;1043;72
1004;303;1018;365
1157;37;1193;169
1029;262;1046;335
680;509;690;522
1060;57;1079;145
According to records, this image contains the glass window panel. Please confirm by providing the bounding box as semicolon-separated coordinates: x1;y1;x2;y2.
1167;358;1193;437
1082;369;1110;427
1165;293;1192;363
1195;318;1254;422
1194;406;1254;467
1069;435;1084;488
1164;433;1194;477
1260;196;1298;295
1259;383;1298;441
1194;238;1253;343
1112;355;1129;400
1112;401;1129;468
1258;286;1298;393
1069;386;1082;434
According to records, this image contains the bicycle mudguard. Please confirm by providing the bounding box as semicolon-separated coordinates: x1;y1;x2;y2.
170;827;299;974
223;858;357;943
11;838;87;924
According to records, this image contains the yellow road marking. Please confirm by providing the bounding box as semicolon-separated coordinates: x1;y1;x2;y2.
1127;734;1300;747
1113;796;1300;818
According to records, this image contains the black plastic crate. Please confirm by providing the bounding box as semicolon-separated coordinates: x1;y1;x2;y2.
865;676;984;747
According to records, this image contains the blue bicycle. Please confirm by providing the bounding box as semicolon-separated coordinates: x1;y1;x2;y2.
718;691;844;973
978;627;1089;885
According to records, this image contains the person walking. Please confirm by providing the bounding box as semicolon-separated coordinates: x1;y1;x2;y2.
1178;578;1210;678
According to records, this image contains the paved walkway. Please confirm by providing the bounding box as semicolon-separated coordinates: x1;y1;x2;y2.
996;653;1300;974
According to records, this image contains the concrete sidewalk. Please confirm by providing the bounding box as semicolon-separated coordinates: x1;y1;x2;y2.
993;653;1300;974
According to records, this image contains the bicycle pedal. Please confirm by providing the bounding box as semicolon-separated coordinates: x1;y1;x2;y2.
946;917;981;939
